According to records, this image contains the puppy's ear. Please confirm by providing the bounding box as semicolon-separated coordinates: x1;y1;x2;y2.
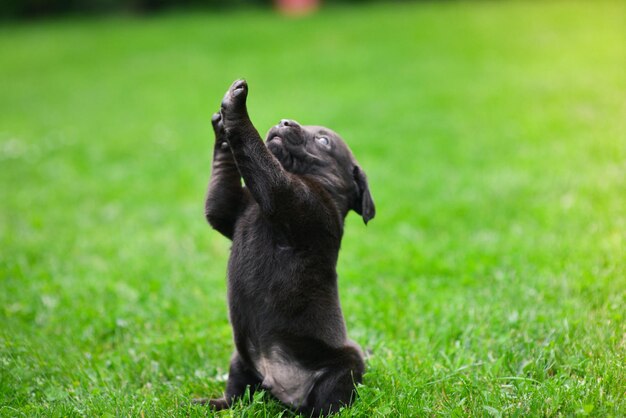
352;165;376;225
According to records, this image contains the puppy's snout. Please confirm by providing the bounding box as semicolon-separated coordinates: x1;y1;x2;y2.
279;119;300;129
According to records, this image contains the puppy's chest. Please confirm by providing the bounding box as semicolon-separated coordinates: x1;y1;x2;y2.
228;211;337;307
229;222;297;289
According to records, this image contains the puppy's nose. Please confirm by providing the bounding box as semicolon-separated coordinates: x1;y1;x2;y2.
279;119;300;128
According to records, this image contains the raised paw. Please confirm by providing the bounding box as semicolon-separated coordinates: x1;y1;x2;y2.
211;112;229;150
211;112;224;134
220;79;248;120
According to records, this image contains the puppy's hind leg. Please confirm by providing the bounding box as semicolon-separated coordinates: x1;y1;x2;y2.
299;368;360;416
194;351;262;410
300;348;365;416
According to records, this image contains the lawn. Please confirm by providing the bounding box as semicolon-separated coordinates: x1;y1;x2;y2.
1;1;625;416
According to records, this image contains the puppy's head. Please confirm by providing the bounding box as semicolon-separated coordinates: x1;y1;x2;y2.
266;119;375;224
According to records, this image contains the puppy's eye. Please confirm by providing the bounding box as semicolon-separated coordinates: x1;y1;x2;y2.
316;136;330;146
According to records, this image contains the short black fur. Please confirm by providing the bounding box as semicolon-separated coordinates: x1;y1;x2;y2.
200;80;375;416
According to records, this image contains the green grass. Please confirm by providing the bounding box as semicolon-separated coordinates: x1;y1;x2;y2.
1;1;625;416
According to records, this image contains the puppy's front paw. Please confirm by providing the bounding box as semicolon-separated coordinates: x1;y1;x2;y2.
221;79;248;120
211;112;229;150
212;112;224;134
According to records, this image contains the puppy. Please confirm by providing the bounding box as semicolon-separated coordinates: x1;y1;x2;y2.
202;80;375;416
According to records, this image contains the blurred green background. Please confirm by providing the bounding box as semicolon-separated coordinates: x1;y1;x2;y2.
1;1;625;416
3;0;333;19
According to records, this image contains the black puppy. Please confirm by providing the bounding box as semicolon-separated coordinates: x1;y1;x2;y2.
202;80;375;416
